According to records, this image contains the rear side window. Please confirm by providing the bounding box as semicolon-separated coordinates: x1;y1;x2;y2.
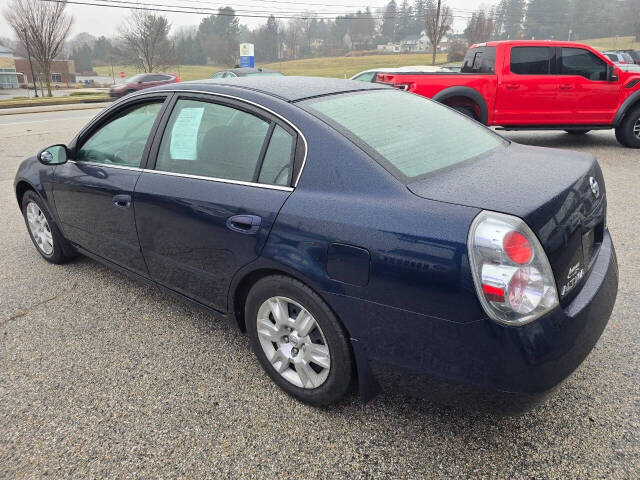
461;47;496;73
305;90;504;181
560;48;608;80
155;99;293;186
258;125;295;185
510;47;552;75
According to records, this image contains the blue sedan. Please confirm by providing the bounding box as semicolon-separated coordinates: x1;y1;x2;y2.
14;77;618;409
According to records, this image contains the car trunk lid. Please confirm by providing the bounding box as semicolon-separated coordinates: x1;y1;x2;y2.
407;143;606;305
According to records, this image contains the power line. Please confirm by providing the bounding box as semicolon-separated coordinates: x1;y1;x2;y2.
40;0;634;28
41;0;481;20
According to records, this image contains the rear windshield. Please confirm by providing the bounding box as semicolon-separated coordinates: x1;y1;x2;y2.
461;47;497;73
304;90;505;181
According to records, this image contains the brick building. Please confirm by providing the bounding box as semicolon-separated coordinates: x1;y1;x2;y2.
13;58;76;87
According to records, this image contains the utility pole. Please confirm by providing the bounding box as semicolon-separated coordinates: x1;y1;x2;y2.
110;56;115;84
22;28;38;97
432;0;442;66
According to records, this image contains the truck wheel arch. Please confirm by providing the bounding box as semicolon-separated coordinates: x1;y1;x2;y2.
432;87;489;125
613;89;640;126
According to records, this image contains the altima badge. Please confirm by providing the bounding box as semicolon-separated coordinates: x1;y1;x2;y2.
590;177;600;198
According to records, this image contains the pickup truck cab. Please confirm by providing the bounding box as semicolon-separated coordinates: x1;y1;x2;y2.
377;41;640;148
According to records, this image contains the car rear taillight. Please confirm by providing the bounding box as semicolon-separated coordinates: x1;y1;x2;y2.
468;211;559;325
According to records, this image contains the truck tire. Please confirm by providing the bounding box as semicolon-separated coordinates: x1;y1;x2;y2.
614;105;640;148
565;129;590;135
452;106;478;121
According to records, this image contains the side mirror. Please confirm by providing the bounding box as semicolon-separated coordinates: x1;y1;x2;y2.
607;64;619;82
38;144;68;165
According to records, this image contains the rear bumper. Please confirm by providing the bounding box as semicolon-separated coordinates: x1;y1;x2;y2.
329;231;618;407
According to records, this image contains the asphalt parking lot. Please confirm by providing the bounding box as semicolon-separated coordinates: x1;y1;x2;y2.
1;108;638;478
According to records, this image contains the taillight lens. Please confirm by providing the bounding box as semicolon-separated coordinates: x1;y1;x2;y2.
468;211;558;325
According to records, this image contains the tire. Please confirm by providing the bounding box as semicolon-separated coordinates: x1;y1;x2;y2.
452;105;478;121
565;129;590;135
615;105;640;148
21;190;73;264
245;275;354;406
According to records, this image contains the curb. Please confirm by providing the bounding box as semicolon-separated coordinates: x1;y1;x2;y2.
0;101;112;116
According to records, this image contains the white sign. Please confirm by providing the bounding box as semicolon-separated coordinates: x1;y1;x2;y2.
170;107;204;160
239;43;254;56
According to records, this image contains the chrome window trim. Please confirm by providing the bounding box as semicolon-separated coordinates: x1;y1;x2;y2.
141;169;294;192
66;160;294;192
121;88;308;187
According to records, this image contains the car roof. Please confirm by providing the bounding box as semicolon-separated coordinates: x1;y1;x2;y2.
173;76;388;102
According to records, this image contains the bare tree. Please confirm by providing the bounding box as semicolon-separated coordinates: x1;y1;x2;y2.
4;0;73;97
424;0;453;65
119;11;173;72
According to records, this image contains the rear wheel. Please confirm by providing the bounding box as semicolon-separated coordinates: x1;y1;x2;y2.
245;275;353;406
565;129;590;135
615;105;640;148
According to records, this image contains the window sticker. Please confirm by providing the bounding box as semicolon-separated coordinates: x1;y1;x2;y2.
170;107;205;160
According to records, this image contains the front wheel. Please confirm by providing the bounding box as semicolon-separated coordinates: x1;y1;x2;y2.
22;190;73;264
615;106;640;148
245;275;354;406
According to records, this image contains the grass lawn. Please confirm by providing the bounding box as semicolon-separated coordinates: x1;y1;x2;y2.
0;94;111;109
582;36;639;51
95;53;449;81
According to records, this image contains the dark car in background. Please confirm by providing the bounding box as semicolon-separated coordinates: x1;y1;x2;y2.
620;49;640;65
14;77;618;410
109;73;179;98
211;67;283;78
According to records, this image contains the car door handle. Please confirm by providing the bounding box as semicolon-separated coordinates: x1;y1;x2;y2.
559;84;573;90
113;194;132;208
505;83;520;90
226;214;262;235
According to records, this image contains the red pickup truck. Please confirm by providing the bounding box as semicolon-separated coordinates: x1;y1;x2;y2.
377;40;640;148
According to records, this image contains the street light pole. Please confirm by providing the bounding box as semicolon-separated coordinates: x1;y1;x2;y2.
22;28;38;98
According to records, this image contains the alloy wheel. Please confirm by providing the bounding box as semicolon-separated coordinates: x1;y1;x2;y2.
256;296;331;389
26;202;54;255
634;117;640;140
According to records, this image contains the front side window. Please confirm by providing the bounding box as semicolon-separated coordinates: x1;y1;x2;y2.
305;90;504;181
211;72;225;79
560;48;608;80
78;102;163;167
510;47;552;75
156;99;293;186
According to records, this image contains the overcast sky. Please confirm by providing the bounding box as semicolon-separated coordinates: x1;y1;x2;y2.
1;1;495;41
